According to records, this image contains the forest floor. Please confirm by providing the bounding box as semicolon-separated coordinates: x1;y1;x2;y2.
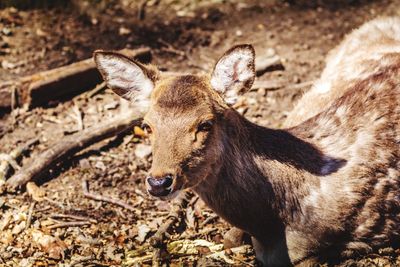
0;0;400;266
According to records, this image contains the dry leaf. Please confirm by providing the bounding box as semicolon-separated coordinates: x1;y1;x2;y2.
26;182;45;202
0;230;13;245
136;224;151;243
133;126;146;137
167;239;223;255
31;229;67;259
206;245;252;265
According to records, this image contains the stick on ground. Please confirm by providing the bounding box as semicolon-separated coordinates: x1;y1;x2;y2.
48;221;92;229
82;178;137;213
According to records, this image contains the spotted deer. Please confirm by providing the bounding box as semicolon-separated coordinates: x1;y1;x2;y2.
94;17;400;266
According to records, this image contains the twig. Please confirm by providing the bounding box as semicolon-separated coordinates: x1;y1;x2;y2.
0;137;39;183
25;201;36;230
87;82;107;98
50;213;97;224
206;245;253;265
158;38;186;57
231;254;255;267
200;214;219;227
6;111;142;190
180;227;218;239
150;190;195;266
137;0;147;20
48;221;91;229
10;85;16;127
72;105;83;131
43;197;66;210
70;255;94;267
288;80;315;90
82;179;136;213
152;249;162;267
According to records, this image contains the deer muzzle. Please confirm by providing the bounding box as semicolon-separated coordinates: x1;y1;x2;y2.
146;175;174;197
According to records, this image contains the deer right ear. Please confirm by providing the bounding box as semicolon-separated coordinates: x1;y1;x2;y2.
94;51;156;112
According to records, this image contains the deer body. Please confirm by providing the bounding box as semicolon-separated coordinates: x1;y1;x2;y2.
95;17;400;266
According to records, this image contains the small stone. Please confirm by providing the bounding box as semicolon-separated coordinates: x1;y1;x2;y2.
257;88;266;97
119;26;131;36
134;144;152;159
223;227;245;249
27;182;46;202
12;221;25;235
79;159;91;170
94;161;106;171
2;28;12;36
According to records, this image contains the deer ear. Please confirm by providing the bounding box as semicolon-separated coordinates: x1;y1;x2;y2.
210;44;255;104
94;50;156;112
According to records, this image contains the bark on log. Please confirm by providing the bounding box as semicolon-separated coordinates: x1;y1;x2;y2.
0;47;151;112
6;111;142;190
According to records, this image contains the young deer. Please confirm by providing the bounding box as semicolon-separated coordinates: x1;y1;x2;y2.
94;17;399;266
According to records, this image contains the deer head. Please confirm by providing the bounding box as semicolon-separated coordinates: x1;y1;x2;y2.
94;45;255;199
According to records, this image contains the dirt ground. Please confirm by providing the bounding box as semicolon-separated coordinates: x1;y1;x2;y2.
1;0;400;266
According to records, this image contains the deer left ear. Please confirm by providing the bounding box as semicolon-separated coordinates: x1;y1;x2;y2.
94;50;158;113
210;44;255;104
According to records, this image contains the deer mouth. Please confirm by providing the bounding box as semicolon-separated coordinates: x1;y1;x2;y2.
147;180;183;200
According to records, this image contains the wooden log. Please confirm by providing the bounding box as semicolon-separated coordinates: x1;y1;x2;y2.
0;47;151;113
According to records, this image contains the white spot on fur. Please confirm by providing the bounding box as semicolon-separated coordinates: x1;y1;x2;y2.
313;80;332;94
306;189;319;205
320;179;330;194
342;184;353;194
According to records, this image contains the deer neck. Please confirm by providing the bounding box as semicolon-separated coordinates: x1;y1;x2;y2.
194;109;324;239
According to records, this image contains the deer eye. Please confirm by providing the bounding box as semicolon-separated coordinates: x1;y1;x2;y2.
141;122;153;135
197;120;213;132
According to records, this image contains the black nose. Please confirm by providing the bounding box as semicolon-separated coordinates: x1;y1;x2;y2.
146;175;173;197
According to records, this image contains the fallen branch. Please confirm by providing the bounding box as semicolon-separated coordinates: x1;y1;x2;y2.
82;178;137;213
48;221;92;229
200;214;219;227
150;190;195;266
6;111;142;190
50;213;98;224
0;47;151;112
